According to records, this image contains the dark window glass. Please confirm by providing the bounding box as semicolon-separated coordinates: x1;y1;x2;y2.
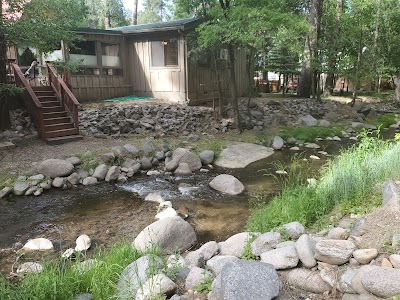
70;41;96;55
151;39;178;67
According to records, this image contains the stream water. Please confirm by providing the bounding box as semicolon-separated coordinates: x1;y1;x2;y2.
1;132;386;275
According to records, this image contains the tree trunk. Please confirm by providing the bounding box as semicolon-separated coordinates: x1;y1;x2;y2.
132;0;138;25
0;0;11;131
373;0;381;91
394;75;400;107
350;31;363;106
227;44;242;132
104;0;111;29
323;74;334;96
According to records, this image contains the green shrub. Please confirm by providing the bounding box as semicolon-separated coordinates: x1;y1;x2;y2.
279;126;345;142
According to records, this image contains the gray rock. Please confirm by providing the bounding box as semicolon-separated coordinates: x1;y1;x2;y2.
124;144;140;156
218;232;254;257
351;265;380;295
185;266;213;290
206;255;240;275
140;157;153;170
314;239;356;265
260;245;299;270
112;146;128;158
0;187;12;198
215;142;274;169
136;273;177;300
392;233;400;248
209;259;280;300
327;227;349;240
133;217;197;255
199;150;215;165
353;249;378;264
67;172;80;185
66;156;81;166
13;182;30;195
283;221;305;240
37;159;74;178
155;151;165;161
166;148;202;171
25;187;37;196
82;177;98;186
299;114;318;126
185;251;205;268
339;269;358;294
285;268;331;293
251;232;281;257
105;166;120;182
389;254;400;268
117;255;164;298
22;238;54;251
28;174;45;181
75;234;91;252
40;180;52;190
361;268;400;298
319;119;331;127
276;241;296;248
382;181;399;206
75;293;93;300
52;177;65;188
209;174;245;195
17;262;43;274
272;136;284;150
122;158;137;169
77;170;90;180
144;193;165;203
174;163;192;176
295;234;317;268
197;241;219;261
101;152;115;164
93;164;108;181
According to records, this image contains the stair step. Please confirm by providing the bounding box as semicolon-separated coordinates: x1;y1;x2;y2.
42;106;65;113
46;135;83;145
43;111;68;118
32;86;52;91
45;122;74;132
35;91;55;97
37;95;58;102
43;116;71;126
44;128;79;139
41;101;61;107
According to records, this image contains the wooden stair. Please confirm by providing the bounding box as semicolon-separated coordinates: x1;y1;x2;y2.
32;86;82;143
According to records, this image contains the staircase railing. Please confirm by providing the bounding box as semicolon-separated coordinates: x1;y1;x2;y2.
46;62;80;130
11;63;45;138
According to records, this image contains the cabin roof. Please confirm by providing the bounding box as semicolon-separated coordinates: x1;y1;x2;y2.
110;17;202;33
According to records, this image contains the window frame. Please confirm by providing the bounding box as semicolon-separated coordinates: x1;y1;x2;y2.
150;38;180;69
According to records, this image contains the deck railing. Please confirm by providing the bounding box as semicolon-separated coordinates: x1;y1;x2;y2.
46;62;80;129
11;63;45;138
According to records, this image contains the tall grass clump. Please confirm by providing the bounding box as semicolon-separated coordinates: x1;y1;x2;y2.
279;126;345;142
0;242;144;299
247;133;400;233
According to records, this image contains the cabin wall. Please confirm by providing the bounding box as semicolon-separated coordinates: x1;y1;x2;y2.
67;33;132;102
187;47;250;105
126;32;186;103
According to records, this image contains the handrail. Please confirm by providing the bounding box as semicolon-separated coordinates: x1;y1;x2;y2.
11;63;45;138
46;62;80;130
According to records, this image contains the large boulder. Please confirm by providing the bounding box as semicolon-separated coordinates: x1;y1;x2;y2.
208;260;280;300
285;268;331;293
298;114;318;126
361;268;400;298
218;232;254;257
133;217;197;255
117;255;163;299
314;239;356;265
136;274;177;300
165;148;202;172
209;174;245;195
260;245;299;270
37;159;74;178
93;164;108;181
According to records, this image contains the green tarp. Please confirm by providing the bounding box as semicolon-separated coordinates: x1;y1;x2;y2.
103;95;153;102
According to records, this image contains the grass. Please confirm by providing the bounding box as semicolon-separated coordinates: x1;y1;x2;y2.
369;113;398;128
247;133;400;233
0;242;144;299
279;126;345;142
0;173;17;190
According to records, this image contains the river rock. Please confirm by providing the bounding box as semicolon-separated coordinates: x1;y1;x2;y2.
22;238;54;251
351;265;380;295
67;172;79;185
112;146;128;158
319;119;331;127
283;221;305;240
353;249;378;264
314;239;356;265
199;150;214;165
185;251;205;268
13;182;30;195
166;148;202;171
327;227;349;240
299;114;318;126
75;234;91;252
208;260;280;300
117;254;164;298
392;233;400;247
185;266;213;290
139;157;152;170
124;144;140;156
62;248;76;259
389;254;400;268
101;152;115;164
174;163;192;176
295;234;317;268
122;158;137;169
37;159;74;178
305;143;320;149
145;193;164;203
17;262;43;274
285;268;331;293
75;293;93;300
251;232;281;256
382;181;400;206
361;268;400;298
82;177;98;186
93;164;108;181
339;269;358;294
66;156;81;166
105;166;120;182
272;136;284;150
136;274;177;300
276;241;296;248
0;187;12;198
218;232;254;257
133;217;196;255
215;142;274;168
209;174;245;195
52;177;64;188
40;180;52;190
197;241;219;261
155;207;178;220
206;255;240;275
260;245;299;270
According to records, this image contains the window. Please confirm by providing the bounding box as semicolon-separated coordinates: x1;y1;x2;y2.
70;41;97;66
101;43;121;67
151;39;178;67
